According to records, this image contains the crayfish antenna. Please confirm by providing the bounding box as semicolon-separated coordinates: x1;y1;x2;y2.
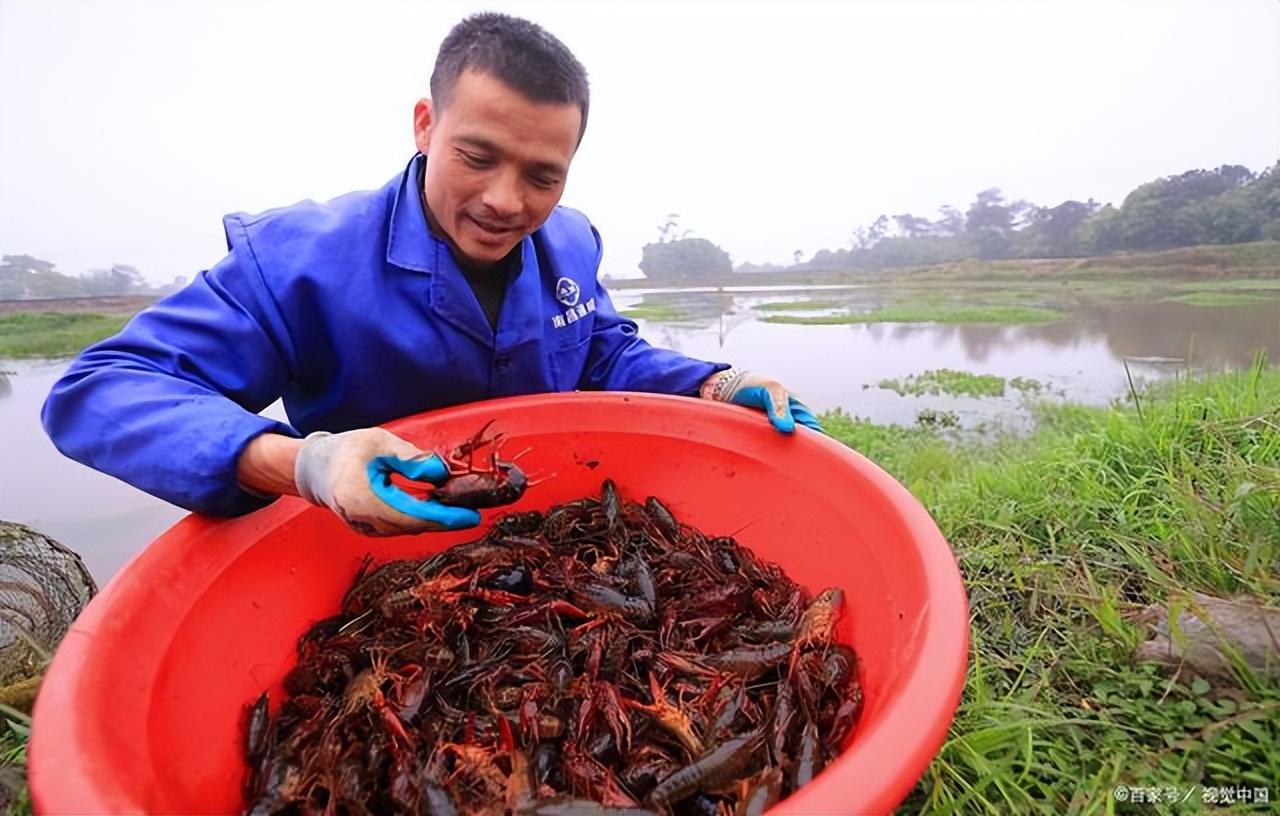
449;420;500;467
338;609;375;635
726;517;762;538
525;471;556;489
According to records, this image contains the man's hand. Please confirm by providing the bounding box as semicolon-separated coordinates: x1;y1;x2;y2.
291;428;480;536
700;368;823;434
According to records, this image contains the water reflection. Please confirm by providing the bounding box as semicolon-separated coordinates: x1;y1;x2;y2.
616;289;1278;434
621;291;1279;370
1075;302;1279;369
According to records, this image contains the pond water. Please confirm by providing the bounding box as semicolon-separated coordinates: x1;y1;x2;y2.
615;289;1279;429
2;360;181;582
1;287;1276;582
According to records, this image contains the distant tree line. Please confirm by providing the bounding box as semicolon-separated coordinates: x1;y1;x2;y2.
637;162;1279;279
805;162;1280;271
0;254;187;300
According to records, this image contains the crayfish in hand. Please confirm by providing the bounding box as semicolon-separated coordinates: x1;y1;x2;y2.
432;420;531;509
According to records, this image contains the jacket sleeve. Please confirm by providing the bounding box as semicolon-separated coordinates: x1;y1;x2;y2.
41;218;301;516
576;226;730;396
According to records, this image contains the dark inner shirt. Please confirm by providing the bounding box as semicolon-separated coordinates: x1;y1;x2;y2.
417;161;518;332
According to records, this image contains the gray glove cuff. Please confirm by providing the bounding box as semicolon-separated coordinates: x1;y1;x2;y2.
293;431;335;507
709;367;751;401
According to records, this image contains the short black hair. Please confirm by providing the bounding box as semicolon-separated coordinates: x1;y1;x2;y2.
431;13;590;143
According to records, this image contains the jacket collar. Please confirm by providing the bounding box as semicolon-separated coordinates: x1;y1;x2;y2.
385;154;435;272
389;153;542;349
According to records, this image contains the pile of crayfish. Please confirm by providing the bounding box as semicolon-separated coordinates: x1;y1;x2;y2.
243;480;861;816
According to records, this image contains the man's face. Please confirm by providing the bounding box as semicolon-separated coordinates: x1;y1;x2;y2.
414;70;582;270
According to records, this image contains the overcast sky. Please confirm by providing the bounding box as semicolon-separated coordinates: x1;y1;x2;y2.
2;1;1276;283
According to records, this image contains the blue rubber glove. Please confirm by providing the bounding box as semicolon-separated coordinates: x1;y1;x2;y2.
294;428;480;536
701;369;825;434
365;454;481;530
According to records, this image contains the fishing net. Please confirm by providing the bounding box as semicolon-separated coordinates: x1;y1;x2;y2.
0;521;96;711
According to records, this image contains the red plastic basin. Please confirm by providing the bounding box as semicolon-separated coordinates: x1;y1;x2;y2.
31;392;967;814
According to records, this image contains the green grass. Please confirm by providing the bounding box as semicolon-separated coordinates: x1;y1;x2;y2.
0;710;29;816
754;299;842;312
1167;291;1277;307
823;358;1280;813
620;303;687;321
0;722;25;768
762;303;1061;325
0;312;129;359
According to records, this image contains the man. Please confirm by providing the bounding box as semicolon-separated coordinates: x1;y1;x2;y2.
42;13;820;537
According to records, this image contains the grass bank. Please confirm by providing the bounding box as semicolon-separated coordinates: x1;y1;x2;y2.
0;313;128;359
1175;278;1280;292
822;359;1280;812
763;303;1061;325
609;241;1280;290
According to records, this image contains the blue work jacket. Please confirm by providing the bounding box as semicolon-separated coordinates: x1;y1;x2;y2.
42;155;727;517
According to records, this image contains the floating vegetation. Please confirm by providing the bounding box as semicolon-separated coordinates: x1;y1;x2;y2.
915;408;960;429
1166;291;1277;307
877;371;1047;399
879;370;1008;399
620;303;687;322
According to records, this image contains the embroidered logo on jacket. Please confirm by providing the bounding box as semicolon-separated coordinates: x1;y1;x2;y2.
555;277;581;307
